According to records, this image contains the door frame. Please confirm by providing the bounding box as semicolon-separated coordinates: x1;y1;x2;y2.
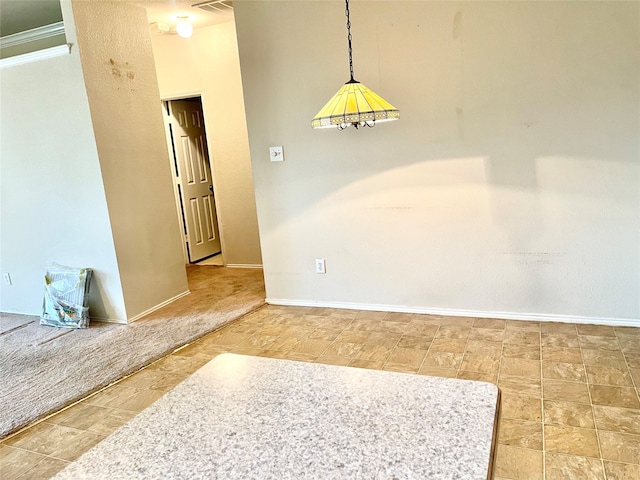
161;91;227;265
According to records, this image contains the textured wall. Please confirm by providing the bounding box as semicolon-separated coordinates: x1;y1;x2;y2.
151;21;262;267
235;1;639;323
72;0;188;320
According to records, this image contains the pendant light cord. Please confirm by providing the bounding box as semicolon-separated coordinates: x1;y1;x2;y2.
345;0;356;83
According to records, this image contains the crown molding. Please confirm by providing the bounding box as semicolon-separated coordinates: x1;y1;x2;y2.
0;21;65;49
0;44;70;70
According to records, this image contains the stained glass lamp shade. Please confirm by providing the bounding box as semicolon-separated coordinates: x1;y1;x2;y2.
311;0;399;130
311;80;399;129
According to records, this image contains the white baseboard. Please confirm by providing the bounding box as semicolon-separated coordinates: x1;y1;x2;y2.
226;264;263;269
87;316;127;324
1;309;127;325
126;290;191;323
0;308;39;317
265;298;639;327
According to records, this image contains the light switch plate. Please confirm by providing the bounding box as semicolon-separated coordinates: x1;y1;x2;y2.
269;146;284;162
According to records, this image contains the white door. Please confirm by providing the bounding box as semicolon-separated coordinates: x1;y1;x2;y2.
168;99;222;262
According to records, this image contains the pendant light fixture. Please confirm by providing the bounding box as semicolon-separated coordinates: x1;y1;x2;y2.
311;0;399;130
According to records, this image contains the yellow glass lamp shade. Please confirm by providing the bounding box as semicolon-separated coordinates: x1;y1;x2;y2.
311;80;399;130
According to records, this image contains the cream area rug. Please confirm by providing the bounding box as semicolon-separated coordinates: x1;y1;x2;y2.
0;266;265;438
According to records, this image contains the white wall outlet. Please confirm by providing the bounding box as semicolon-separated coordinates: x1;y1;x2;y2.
3;272;12;286
315;258;326;274
269;145;284;162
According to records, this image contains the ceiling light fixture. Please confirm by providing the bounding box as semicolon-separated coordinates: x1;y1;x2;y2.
311;0;399;130
176;16;193;38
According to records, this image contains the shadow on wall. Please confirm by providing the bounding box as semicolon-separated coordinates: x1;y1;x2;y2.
241;1;637;223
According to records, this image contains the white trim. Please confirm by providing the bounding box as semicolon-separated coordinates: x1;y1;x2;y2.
161;93;230;265
88;316;128;325
265;298;640;327
127;290;191;323
227;264;263;269
0;309;128;325
161;100;190;265
1;22;65;48
161;90;204;101
199;93;229;265
0;44;70;70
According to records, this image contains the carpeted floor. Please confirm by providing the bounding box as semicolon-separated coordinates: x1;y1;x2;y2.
0;265;265;438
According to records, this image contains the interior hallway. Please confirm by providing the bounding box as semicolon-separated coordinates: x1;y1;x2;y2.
1;293;639;479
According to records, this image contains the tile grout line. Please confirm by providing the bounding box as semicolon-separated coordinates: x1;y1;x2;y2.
12;451;71;480
329;316;357;367
580;328;606;478
539;324;546;480
413;315;440;375
604;327;640;478
456;318;473;380
493;320;507;477
309;314;341;360
2;441;81;470
378;312;409;372
617;328;640;394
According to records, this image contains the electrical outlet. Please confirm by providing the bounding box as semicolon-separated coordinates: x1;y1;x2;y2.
269;146;284;162
315;259;326;274
3;273;12;286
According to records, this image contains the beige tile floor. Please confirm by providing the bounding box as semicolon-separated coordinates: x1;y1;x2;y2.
1;305;639;479
195;253;224;266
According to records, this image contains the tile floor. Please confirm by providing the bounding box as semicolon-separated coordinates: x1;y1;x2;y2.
1;305;639;479
195;253;224;266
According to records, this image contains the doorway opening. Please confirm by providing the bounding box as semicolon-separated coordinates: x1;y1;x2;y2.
163;96;223;265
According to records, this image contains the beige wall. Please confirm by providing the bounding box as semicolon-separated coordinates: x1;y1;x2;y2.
0;0;127;320
235;1;639;324
72;0;188;320
151;21;263;267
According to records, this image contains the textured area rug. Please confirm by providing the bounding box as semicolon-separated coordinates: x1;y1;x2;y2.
0;266;265;438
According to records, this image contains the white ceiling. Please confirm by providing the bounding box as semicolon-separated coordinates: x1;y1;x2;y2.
0;1;233;40
133;0;234;34
0;1;64;37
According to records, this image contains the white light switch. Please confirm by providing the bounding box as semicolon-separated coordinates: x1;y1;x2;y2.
269;146;284;162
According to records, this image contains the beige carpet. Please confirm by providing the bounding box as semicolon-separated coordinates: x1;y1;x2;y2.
0;266;265;438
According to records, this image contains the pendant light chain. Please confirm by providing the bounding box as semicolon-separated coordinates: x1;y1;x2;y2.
311;0;399;129
345;0;355;82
